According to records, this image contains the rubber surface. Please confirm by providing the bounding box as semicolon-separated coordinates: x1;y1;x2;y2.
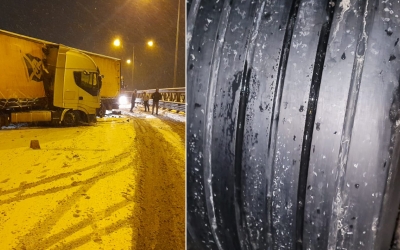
187;0;400;249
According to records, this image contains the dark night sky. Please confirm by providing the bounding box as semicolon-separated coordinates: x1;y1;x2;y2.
0;0;185;90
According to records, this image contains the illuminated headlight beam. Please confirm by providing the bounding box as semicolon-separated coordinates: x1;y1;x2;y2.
118;96;129;105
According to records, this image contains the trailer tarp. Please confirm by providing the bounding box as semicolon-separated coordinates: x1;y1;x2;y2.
0;31;46;99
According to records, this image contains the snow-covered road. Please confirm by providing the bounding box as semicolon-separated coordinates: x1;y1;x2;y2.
0;111;185;249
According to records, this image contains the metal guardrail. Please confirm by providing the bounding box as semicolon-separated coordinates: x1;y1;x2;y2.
122;87;186;112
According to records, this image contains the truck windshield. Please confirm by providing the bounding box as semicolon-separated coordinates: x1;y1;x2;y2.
73;71;99;96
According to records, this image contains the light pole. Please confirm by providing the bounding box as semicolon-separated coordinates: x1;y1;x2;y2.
126;58;133;89
173;0;181;88
132;46;134;88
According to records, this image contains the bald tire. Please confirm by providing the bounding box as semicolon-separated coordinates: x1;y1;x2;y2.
187;0;400;249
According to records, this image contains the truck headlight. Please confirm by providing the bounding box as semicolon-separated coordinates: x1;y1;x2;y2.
118;96;128;105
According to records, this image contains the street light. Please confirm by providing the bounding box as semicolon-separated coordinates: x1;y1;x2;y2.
113;38;121;47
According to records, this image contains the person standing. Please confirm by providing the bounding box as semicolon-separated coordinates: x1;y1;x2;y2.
151;88;162;115
130;89;137;112
143;91;150;112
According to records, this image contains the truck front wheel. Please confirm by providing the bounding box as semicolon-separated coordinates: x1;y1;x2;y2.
62;110;77;127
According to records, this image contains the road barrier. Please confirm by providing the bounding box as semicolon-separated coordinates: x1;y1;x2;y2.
122;87;185;112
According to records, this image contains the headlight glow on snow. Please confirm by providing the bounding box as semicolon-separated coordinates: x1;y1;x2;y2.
118;96;128;105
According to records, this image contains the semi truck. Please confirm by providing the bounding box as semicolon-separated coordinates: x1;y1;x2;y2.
0;29;115;127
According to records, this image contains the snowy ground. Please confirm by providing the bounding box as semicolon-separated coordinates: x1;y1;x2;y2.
118;103;185;122
0;107;185;249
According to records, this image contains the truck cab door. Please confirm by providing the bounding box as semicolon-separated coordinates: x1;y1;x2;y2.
73;70;101;110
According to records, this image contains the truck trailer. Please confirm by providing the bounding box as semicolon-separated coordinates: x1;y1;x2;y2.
0;29;108;127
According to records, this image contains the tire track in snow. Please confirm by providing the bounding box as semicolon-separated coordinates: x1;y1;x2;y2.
130;118;185;250
15;151;135;249
0;151;132;198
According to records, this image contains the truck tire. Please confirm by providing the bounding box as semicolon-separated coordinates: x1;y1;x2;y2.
62;110;77;127
187;0;400;250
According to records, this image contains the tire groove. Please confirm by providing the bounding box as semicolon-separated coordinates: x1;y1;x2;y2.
295;1;337;249
203;0;232;249
265;0;301;247
327;1;377;249
233;2;265;249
